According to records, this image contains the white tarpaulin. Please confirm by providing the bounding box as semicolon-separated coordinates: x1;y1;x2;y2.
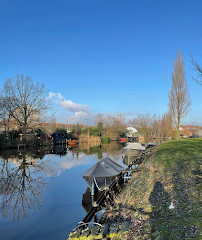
123;142;146;151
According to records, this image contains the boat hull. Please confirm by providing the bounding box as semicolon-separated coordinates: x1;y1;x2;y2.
67;140;79;145
120;138;129;143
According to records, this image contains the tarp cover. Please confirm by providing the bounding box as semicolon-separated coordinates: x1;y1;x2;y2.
123;142;146;151
123;155;138;166
144;142;157;148
83;157;123;178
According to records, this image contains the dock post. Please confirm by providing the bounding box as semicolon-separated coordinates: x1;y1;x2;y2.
91;180;95;206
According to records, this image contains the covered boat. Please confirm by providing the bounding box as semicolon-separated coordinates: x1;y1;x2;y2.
122;143;145;165
144;142;157;148
83;157;123;191
123;142;146;151
123;154;139;166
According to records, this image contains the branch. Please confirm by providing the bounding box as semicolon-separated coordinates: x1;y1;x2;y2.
191;55;202;85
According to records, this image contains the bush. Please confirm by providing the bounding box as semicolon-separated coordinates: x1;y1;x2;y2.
53;128;67;133
101;136;111;144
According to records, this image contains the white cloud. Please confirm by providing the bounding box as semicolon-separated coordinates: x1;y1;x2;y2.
56;153;91;176
59;99;88;113
48;92;90;117
47;92;56;100
74;110;88;118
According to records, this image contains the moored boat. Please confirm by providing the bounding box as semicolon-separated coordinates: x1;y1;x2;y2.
67;139;79;145
83;157;123;191
120;138;129;143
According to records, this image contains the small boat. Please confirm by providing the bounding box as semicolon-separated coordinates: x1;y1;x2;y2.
144;142;157;148
123;142;146;151
122;143;145;165
123;154;139;166
83;157;124;192
120;138;129;143
67;139;79;145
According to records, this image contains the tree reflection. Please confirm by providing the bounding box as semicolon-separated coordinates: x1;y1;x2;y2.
0;150;53;220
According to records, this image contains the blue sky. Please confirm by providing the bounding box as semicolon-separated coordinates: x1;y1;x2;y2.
0;0;201;124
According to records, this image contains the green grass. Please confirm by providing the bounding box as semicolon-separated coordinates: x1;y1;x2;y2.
112;139;202;240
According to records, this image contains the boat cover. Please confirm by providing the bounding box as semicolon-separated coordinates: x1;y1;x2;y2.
123;142;146;151
144;142;157;148
83;158;123;191
83;157;123;178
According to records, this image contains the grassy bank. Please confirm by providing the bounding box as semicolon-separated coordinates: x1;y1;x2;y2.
106;139;202;239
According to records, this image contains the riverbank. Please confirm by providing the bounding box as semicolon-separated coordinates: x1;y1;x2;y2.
103;139;201;239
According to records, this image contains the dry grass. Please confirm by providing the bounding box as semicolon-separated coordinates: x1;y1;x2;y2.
106;139;202;239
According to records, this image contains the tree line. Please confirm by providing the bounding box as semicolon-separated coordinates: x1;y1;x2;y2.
0;50;200;146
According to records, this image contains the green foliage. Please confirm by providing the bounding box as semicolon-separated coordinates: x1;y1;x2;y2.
53;128;67;133
76;123;81;135
89;126;100;136
101;136;111;144
97;121;103;136
81;145;103;159
80;122;103;137
70;123;82;139
81;127;88;134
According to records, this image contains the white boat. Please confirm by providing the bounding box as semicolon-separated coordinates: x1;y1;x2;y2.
123;142;146;151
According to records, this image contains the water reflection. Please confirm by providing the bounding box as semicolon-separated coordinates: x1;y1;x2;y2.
82;188;103;213
0;142;123;221
0;150;53;220
0;142;125;240
56;152;91;176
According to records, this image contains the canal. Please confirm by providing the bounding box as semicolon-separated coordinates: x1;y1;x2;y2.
0;142;124;240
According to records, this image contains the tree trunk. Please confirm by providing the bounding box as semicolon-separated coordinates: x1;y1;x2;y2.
177;116;180;140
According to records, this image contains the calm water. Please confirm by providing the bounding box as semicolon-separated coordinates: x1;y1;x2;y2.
0;142;124;240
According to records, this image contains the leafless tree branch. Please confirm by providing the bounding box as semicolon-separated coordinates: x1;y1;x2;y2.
191;55;202;85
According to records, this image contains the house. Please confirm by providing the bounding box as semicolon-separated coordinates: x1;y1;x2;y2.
179;125;200;137
181;125;198;130
198;130;202;137
181;129;192;138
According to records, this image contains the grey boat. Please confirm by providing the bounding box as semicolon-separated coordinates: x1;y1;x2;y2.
83;157;123;191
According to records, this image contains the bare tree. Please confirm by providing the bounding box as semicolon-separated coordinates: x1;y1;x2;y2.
191;55;202;85
1;74;48;138
161;112;173;138
169;51;191;140
0;151;52;220
95;113;126;140
0;96;11;137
